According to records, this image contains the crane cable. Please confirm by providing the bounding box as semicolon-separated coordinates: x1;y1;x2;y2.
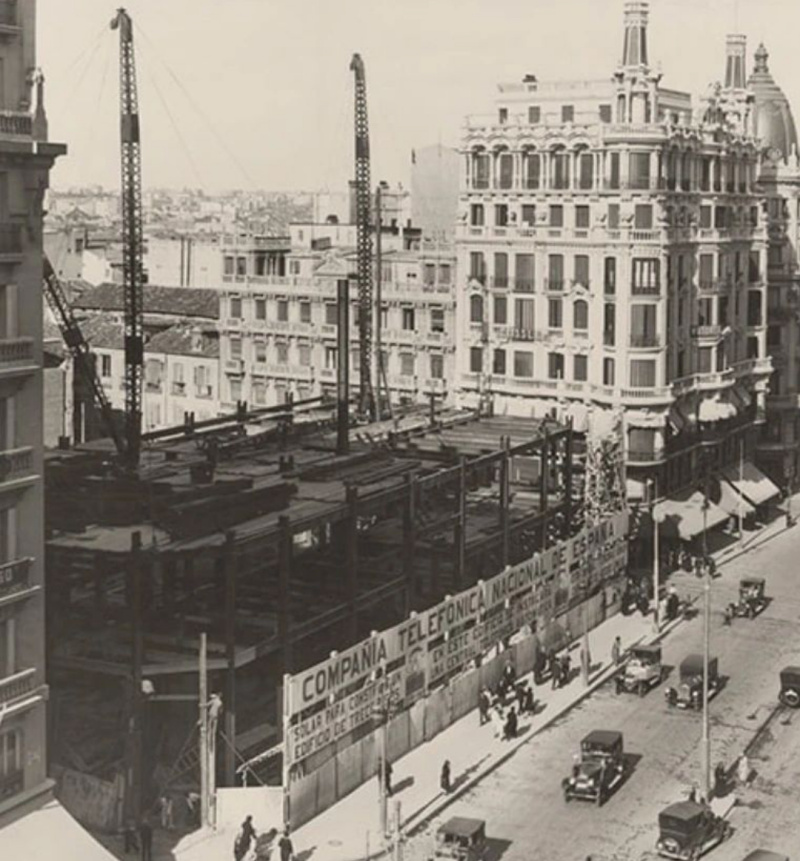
132;20;257;189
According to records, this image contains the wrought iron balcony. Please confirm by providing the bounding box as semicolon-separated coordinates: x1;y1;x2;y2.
0;667;35;707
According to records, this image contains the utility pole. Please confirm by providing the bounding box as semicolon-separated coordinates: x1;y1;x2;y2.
374;184;383;420
199;632;209;828
650;477;660;633
737;437;744;544
701;471;712;801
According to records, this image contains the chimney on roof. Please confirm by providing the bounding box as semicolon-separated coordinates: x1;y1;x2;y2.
621;1;649;68
724;34;747;89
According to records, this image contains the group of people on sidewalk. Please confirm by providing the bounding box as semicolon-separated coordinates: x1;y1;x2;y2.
232;816;296;861
478;661;536;743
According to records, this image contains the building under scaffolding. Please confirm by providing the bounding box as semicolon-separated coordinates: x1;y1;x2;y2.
44;401;579;802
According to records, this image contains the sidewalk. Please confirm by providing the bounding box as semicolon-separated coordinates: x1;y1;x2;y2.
150;506;795;861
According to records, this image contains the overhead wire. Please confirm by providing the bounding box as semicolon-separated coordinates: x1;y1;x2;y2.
135;38;205;189
132;20;257;189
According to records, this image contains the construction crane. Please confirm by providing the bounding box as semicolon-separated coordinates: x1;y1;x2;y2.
111;8;145;470
43;257;125;455
350;53;376;420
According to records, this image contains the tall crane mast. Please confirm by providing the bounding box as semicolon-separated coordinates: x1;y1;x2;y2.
350;54;376;420
111;8;144;470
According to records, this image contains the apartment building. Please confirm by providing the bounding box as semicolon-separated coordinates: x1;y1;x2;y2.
219;212;455;411
0;0;67;827
748;44;800;491
456;1;774;515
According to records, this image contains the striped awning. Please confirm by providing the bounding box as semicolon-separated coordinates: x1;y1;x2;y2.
653;489;730;541
721;461;781;507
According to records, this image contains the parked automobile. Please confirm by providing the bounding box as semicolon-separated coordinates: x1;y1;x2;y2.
563;730;625;805
779;665;800;708
432;817;487;861
655;800;730;859
740;852;790;861
616;644;664;696
665;655;719;710
734;577;767;618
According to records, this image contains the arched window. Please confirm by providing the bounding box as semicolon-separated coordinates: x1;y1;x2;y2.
523;149;540;190
471;147;490;189
550;146;570;190
573;299;589;330
470;294;484;323
496;147;514;189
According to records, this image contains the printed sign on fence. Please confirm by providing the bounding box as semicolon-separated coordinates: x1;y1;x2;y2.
287;670;404;766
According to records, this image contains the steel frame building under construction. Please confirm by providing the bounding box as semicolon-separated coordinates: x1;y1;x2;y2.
43;400;580;815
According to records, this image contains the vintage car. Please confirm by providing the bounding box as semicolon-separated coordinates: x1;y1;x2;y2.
740;852;790;861
665;655;719;710
779;666;800;708
432;817;487;861
616;644;664;696
734;577;767;618
655;800;730;859
563;730;625;805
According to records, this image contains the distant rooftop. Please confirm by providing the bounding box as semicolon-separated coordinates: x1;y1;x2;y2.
74;283;220;320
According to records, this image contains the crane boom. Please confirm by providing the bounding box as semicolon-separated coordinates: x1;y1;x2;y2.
350;53;375;420
43;256;125;455
111;8;144;470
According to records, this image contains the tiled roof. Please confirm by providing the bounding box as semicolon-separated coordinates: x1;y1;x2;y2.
74;283;220;319
146;325;219;359
80;314;125;350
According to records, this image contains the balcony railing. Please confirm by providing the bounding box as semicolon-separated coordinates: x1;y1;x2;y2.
691;324;722;339
513;278;535;293
0;337;33;370
0;667;35;707
0;112;29;138
544;277;564;291
0;556;32;598
629;335;659;348
603;331;615;347
0;446;33;485
631;284;660;296
0;222;22;255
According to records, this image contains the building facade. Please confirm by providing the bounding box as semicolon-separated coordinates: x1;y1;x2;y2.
748;44;800;490
219;214;456;412
456;1;773;506
0;0;66;826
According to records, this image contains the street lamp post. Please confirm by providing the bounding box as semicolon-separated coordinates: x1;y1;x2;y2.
701;471;712;801
649;477;660;634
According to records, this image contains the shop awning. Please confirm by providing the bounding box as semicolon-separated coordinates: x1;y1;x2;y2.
0;799;119;860
653;489;730;541
721;461;781;507
715;479;755;519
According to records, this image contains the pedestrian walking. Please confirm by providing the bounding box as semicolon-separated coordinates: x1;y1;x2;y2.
278;827;295;861
159;795;174;830
186;791;200;827
440;760;451;794
551;657;562;690
611;636;622;666
139;818;153;861
515;683;526;713
687;785;697;803
491;705;504;739
379;758;393;796
478;688;491;725
234;815;257;861
503;706;518;740
561;652;571;685
738;753;750;786
523;686;534;715
714;762;727;797
124;821;139;854
503;660;516;689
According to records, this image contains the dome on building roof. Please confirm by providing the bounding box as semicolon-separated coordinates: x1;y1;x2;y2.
748;43;798;160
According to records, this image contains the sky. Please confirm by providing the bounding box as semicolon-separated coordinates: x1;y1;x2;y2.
37;0;800;194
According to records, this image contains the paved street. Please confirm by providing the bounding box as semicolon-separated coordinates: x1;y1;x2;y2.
404;520;800;861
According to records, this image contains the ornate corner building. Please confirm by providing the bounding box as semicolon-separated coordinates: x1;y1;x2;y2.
455;1;786;520
749;44;800;490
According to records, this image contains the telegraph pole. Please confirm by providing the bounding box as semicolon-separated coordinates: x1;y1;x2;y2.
650;477;660;633
199;632;209;828
701;472;712;801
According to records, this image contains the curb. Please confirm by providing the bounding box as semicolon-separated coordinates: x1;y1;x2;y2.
390;613;689;849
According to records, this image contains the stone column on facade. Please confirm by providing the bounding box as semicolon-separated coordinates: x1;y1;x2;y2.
620;146;630;189
513;150;522;191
